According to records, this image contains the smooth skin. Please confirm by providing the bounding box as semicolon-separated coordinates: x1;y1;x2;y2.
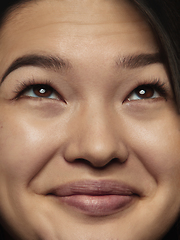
0;0;180;239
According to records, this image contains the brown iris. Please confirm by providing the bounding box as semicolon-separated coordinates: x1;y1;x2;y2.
135;85;154;99
32;84;53;98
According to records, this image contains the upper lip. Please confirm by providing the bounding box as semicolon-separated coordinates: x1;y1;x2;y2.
47;180;139;197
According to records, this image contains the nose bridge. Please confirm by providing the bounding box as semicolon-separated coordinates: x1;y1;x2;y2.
82;104;115;158
65;101;128;167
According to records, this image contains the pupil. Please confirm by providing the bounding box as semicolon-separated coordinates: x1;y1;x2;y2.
136;85;154;99
139;89;146;95
39;88;46;94
33;85;53;97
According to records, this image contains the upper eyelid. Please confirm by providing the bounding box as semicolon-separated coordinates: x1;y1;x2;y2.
16;84;67;103
123;80;170;102
13;80;67;101
131;80;169;93
14;78;53;93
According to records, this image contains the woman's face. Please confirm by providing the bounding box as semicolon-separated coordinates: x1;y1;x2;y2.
0;0;180;239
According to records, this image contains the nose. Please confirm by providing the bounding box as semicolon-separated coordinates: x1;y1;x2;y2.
64;105;128;168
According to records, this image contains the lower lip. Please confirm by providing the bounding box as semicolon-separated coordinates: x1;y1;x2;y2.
56;194;134;216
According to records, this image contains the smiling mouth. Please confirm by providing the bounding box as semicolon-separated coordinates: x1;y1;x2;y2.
47;180;139;216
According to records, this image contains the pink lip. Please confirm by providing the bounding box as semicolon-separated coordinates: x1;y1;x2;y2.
48;180;138;216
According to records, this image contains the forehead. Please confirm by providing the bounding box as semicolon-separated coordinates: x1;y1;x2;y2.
3;0;148;27
0;0;159;71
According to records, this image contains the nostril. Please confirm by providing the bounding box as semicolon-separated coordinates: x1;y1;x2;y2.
71;157;126;169
103;157;127;167
73;158;93;167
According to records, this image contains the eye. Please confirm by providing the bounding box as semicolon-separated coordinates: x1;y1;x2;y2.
127;85;161;101
23;84;59;100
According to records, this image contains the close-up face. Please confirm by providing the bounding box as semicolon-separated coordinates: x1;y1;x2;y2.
0;0;180;239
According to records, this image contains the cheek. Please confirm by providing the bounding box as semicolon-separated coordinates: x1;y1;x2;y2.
127;115;180;184
0;115;58;183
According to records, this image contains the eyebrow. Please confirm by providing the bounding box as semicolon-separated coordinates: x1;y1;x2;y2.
116;53;163;69
0;52;163;84
0;54;71;84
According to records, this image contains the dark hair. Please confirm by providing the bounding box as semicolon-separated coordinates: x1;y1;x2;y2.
0;0;180;239
133;0;180;113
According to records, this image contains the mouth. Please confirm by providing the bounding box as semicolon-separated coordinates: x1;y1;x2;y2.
47;180;139;216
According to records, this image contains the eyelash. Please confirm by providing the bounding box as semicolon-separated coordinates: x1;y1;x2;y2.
13;79;62;100
13;78;168;102
14;79;49;93
125;79;168;101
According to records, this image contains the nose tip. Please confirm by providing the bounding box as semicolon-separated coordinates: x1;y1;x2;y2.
64;124;128;168
82;140;127;167
63;104;128;168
